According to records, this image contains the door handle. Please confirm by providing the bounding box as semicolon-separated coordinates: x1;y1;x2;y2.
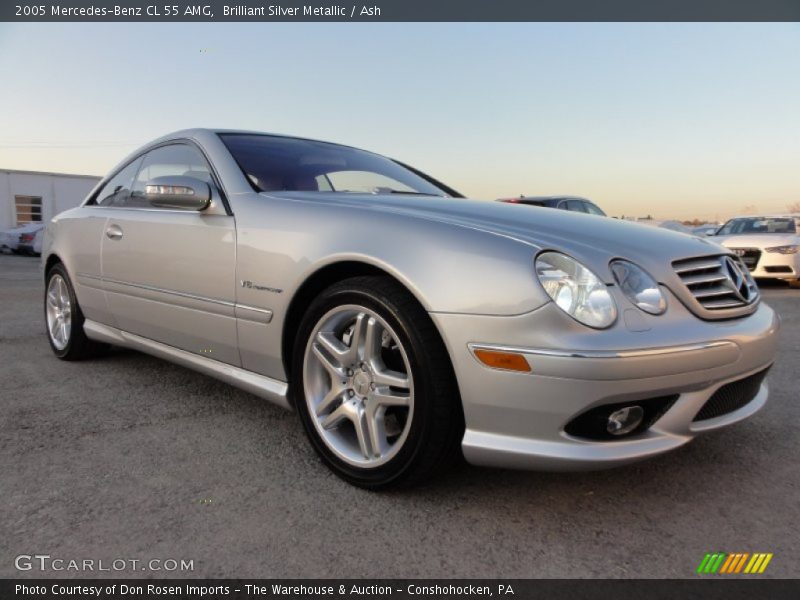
105;224;123;240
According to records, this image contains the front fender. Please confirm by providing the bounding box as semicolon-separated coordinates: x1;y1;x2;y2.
233;193;548;317
230;192;550;381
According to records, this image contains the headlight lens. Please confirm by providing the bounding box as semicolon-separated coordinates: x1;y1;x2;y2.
764;245;799;254
535;252;617;329
609;260;667;315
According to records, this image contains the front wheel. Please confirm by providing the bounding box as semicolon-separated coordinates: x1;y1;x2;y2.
293;276;463;489
45;263;107;360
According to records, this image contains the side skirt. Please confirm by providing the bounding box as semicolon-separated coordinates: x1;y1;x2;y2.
83;319;291;410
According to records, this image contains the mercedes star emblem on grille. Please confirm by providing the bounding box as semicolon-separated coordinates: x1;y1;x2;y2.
723;256;752;303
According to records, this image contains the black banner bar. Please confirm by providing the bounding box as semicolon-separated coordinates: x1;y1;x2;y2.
4;0;800;22
2;579;800;600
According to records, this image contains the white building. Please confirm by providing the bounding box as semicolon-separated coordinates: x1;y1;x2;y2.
0;168;101;230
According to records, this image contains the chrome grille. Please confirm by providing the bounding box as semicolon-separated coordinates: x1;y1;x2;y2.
728;247;761;270
672;255;759;312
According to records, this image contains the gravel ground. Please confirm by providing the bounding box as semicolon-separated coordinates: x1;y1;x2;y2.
1;253;797;579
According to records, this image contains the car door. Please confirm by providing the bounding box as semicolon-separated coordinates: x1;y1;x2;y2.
67;157;143;327
100;142;240;366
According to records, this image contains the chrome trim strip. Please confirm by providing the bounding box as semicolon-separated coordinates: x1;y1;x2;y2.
102;276;235;307
78;274;274;322
76;272;103;281
75;272;105;291
673;260;722;274
82;319;290;409
235;303;274;324
468;340;737;360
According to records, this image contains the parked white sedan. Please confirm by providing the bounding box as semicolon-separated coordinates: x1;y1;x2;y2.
713;215;800;288
0;223;45;254
18;225;45;256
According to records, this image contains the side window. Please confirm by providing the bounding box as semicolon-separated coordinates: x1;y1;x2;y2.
565;200;588;213
314;175;334;191
127;144;213;208
583;202;606;216
95;158;142;207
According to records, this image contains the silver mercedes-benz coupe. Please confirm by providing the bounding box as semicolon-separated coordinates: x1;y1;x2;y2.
43;129;780;488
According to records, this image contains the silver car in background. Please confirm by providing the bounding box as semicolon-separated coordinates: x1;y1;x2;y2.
43;129;780;488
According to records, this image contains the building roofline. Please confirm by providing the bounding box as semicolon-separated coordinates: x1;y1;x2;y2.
0;167;102;180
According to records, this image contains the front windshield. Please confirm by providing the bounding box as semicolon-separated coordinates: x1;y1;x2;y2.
220;133;451;197
716;217;797;236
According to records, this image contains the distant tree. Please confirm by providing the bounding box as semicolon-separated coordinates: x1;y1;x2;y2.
740;204;757;215
787;201;800;213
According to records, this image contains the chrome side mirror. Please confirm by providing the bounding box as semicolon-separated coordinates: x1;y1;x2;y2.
144;176;211;210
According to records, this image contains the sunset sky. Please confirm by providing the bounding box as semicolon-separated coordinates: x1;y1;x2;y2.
1;22;798;221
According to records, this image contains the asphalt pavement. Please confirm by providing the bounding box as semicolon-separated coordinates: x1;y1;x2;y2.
1;254;797;578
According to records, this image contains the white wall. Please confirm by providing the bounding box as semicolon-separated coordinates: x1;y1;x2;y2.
0;170;101;230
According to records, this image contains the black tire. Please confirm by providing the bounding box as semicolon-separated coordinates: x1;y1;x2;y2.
44;262;108;360
789;279;800;289
292;275;464;489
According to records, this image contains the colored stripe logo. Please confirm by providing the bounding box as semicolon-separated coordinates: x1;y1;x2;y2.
697;552;773;574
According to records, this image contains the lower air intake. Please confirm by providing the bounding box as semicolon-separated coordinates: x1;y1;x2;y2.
693;367;771;422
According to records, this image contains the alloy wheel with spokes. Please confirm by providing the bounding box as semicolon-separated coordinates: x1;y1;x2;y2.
293;276;463;488
44;263;107;360
46;274;72;351
303;305;414;468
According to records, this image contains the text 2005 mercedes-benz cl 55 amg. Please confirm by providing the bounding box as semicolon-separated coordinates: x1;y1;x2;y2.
43;129;779;488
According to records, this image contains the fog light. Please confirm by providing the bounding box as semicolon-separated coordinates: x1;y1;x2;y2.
606;406;644;436
565;395;677;440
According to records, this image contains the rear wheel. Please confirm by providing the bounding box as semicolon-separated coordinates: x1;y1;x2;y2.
45;263;107;360
789;279;800;289
293;276;463;489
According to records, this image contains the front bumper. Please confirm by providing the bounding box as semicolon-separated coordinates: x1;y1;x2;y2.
431;290;780;470
737;249;799;281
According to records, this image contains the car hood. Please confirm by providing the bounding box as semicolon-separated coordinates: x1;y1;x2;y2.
714;233;798;249
270;192;726;282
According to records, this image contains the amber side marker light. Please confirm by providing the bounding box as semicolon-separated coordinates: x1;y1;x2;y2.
473;349;531;372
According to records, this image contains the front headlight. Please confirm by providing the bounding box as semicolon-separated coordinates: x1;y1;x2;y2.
609;260;667;315
535;252;617;329
764;245;799;254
